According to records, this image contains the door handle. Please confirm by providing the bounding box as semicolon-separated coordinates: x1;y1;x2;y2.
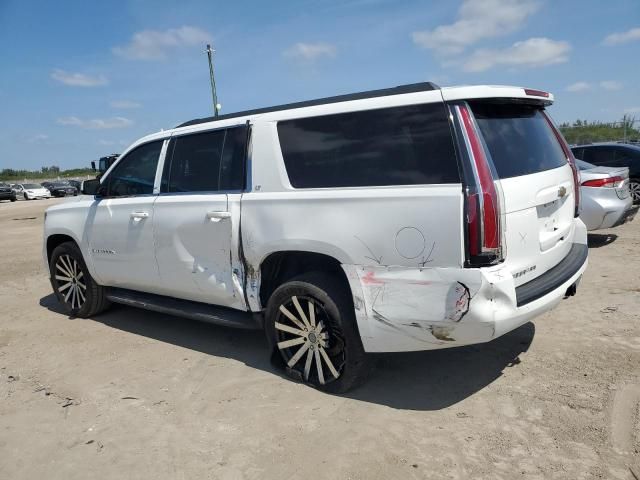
206;211;231;222
130;211;149;221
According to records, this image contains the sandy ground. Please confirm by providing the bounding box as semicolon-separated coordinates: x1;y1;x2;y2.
0;198;638;480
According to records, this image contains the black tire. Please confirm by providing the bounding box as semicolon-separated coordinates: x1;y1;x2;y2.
49;241;111;317
265;271;370;393
10;197;16;202
23;193;29;200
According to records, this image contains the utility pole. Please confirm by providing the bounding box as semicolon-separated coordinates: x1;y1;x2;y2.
205;44;220;117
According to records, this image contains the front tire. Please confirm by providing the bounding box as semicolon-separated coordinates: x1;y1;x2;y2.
23;193;29;200
49;242;111;317
265;272;370;393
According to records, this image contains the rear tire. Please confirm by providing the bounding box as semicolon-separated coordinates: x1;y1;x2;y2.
265;271;370;393
49;242;111;317
10;197;16;202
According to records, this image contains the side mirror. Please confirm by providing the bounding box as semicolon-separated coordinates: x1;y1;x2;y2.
82;179;101;196
91;161;96;172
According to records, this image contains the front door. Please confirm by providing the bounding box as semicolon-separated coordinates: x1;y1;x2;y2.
87;139;165;292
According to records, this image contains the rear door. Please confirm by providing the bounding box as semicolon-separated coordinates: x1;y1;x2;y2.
467;101;578;286
152;125;247;308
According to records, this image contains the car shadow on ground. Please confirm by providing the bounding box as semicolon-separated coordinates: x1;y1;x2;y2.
587;232;618;248
40;293;534;411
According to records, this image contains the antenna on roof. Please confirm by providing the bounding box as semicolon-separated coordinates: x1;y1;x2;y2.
205;44;221;117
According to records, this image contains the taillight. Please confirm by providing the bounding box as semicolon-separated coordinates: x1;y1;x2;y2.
524;88;550;98
454;103;503;266
582;176;624;188
542;112;580;217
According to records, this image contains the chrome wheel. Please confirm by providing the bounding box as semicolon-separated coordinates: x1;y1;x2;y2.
629;181;640;203
55;254;86;310
275;295;344;386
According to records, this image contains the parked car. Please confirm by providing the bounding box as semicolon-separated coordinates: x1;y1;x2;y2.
46;182;77;197
14;183;50;200
0;183;17;202
67;180;82;191
571;143;640;203
43;83;588;392
576;159;637;230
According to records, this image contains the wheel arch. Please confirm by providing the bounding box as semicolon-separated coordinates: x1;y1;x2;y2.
256;250;353;310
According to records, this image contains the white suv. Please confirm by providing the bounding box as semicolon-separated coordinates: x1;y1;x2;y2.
43;83;588;392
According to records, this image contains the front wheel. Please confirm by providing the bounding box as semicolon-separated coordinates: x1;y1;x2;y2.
49;242;110;317
23;193;29;200
10;197;16;202
265;272;370;393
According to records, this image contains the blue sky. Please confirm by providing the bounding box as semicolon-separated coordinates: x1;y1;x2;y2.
0;0;638;170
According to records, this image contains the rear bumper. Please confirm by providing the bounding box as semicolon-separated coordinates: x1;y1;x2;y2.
343;220;588;353
612;204;638;228
581;189;632;230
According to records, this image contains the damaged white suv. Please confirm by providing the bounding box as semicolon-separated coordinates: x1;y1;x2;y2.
43;83;588;392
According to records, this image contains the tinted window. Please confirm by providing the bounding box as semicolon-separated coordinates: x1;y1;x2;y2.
571;147;584;160
575;159;595;171
470;103;567;179
615;146;640;167
163;127;246;193
106;141;162;197
583;146;615;166
166;130;225;192
277;103;459;188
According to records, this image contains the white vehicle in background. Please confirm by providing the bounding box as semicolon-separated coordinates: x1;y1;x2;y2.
43;83;588;392
14;183;51;200
576;159;638;230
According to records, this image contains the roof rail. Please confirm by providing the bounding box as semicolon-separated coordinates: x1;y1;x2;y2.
176;81;441;128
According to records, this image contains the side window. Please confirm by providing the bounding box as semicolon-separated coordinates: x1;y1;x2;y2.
162;126;247;193
277;103;459;188
166;130;225;192
106;141;163;197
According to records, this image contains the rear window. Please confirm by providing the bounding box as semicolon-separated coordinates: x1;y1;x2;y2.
470;102;567;179
277;103;459;188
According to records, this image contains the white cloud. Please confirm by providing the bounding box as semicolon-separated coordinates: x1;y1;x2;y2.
600;80;622;91
412;0;540;55
462;37;570;72
284;42;337;62
57;116;133;129
113;26;212;60
51;69;108;87
566;82;591;92
110;100;142;109
603;27;640;46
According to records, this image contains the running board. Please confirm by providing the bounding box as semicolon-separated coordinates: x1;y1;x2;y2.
106;288;261;330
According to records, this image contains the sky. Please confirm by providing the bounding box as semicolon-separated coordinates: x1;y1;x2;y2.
0;0;639;170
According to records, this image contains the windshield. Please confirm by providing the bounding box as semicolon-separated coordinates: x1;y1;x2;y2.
576;159;596;171
23;184;41;189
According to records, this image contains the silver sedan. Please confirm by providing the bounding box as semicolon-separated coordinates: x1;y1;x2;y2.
577;159;638;231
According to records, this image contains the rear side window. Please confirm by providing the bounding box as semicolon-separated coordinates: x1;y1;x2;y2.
277;103;459;188
163;126;247;193
470;103;567;179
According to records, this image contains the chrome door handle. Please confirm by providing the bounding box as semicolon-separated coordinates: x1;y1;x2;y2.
130;211;149;221
206;211;231;222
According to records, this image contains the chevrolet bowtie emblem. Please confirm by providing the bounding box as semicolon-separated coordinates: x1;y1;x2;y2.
558;186;567;198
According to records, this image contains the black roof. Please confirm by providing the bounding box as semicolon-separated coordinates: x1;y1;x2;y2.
177;82;440;128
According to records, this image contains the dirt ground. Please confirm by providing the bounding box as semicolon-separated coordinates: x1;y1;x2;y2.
0;198;638;480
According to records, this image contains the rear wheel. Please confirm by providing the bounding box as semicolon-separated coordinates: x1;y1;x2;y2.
10;197;16;202
265;272;370;393
629;180;640;204
49;242;110;317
